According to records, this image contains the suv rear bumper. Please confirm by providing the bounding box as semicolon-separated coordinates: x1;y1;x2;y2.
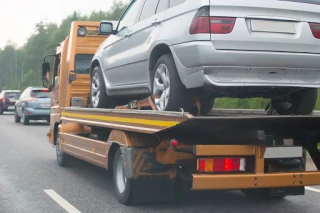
1;104;15;111
171;41;320;89
25;108;50;117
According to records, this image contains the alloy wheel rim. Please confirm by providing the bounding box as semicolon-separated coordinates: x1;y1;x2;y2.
91;72;100;107
152;64;170;111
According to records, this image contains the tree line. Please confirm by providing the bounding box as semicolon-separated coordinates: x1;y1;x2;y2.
0;0;319;109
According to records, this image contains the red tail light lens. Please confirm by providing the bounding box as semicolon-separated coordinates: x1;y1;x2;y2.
210;17;236;34
190;16;236;34
198;158;245;172
1;98;4;103
190;7;236;35
309;23;320;39
190;17;210;34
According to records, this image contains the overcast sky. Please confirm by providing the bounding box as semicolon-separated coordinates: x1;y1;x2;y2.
0;0;119;48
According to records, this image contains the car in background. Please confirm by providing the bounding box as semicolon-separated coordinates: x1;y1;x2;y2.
0;90;21;115
91;0;320;116
14;87;51;125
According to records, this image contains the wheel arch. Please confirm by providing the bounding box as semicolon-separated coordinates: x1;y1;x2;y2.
148;43;174;86
53;122;60;145
107;142;120;172
90;58;101;77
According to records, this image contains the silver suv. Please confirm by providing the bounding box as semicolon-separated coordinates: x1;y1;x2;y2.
90;0;320;115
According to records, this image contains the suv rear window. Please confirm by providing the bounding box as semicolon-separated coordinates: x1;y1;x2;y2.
4;92;20;99
30;90;51;98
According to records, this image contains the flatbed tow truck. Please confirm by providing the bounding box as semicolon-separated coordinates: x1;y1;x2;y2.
42;21;320;205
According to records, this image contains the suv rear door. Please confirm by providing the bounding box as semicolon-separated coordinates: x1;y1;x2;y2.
28;89;51;109
103;0;145;86
127;0;168;85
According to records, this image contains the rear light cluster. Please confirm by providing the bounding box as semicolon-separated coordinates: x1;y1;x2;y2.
1;98;4;103
190;6;236;35
198;157;246;173
28;97;34;102
309;23;320;39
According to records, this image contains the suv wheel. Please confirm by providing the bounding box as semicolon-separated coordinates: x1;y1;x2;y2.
90;66;115;108
0;106;3;115
151;54;193;112
14;109;21;123
272;88;318;115
21;110;29;125
192;98;215;116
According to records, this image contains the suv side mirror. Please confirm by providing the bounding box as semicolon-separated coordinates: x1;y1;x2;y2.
99;22;114;35
42;62;50;83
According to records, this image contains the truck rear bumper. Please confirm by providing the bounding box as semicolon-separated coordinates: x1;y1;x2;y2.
192;171;320;190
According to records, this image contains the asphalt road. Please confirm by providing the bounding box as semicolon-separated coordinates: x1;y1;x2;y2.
1;112;320;213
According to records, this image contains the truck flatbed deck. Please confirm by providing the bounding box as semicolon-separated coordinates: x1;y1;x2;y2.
61;107;320;134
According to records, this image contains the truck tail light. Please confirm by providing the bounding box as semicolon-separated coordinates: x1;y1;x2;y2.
309;23;320;39
198;157;246;172
190;6;236;34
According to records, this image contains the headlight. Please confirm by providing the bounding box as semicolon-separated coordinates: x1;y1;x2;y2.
77;27;87;37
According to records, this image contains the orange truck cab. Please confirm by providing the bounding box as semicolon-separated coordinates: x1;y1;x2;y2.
41;21;113;144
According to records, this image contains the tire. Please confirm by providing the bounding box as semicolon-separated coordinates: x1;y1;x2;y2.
14;109;21;123
90;66;115;108
21;110;29;125
0;106;3;115
272;88;318;115
151;54;193;113
55;129;68;167
113;148;133;205
192;98;215;116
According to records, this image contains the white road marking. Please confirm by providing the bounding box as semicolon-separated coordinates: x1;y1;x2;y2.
306;187;320;193
44;189;82;213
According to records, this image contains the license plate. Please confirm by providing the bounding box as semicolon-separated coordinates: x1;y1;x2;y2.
40;103;50;107
8;106;14;110
251;20;296;34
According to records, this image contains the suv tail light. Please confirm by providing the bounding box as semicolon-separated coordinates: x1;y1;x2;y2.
1;98;4;103
210;17;236;34
309;23;320;39
190;6;236;34
198;157;246;172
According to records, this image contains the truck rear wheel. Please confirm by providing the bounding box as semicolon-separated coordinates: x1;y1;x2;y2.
14;109;21;123
90;66;115;108
113;148;133;205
